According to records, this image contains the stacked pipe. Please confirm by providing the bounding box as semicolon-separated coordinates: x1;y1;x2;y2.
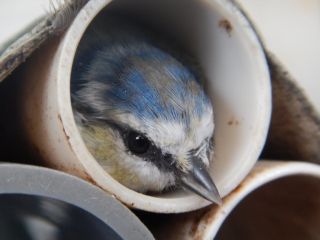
0;0;319;239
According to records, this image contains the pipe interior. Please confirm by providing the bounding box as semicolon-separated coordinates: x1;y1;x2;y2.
0;194;123;240
215;175;320;240
71;0;267;198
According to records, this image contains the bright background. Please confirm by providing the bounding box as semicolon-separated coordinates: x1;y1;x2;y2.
1;0;320;112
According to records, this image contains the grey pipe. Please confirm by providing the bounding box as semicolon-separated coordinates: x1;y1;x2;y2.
0;163;154;240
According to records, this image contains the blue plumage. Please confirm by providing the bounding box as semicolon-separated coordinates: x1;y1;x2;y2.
72;15;210;126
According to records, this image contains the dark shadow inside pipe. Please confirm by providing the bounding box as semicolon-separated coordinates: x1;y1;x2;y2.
215;175;320;240
0;194;123;240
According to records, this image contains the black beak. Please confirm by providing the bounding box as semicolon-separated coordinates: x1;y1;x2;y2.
180;157;222;205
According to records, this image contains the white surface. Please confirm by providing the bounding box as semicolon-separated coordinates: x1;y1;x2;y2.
237;0;320;113
1;0;319;113
0;0;50;52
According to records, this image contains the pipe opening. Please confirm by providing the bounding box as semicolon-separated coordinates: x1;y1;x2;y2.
68;0;270;204
215;175;320;240
0;194;123;240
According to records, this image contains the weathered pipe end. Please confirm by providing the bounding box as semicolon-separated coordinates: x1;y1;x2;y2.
17;0;271;212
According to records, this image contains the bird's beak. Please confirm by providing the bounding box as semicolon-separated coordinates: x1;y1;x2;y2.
180;157;222;205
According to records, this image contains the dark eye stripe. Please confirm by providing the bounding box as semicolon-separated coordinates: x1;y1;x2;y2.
100;119;176;173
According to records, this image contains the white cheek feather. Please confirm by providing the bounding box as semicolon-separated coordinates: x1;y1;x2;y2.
116;150;176;192
76;113;214;190
133;161;176;192
120;114;186;147
78;124;176;192
192;109;214;147
117;109;214;152
189;110;214;166
116;109;214;167
113;138;177;193
78;106;214;192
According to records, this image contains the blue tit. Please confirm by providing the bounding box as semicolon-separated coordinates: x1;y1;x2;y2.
71;15;221;204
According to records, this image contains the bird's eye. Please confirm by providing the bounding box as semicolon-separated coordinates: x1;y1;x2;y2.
127;131;150;154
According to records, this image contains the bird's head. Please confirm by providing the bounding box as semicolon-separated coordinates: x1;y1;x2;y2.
71;35;221;204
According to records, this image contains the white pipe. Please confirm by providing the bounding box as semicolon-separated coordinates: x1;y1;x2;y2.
19;0;271;212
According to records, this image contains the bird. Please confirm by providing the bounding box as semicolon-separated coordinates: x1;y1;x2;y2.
71;14;222;204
